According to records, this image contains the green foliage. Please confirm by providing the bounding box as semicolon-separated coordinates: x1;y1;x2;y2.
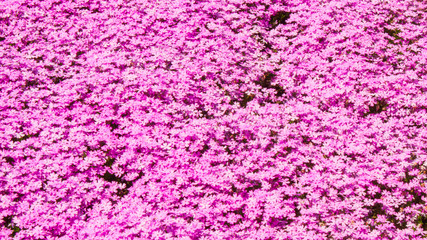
3;216;21;238
384;27;402;45
105;157;116;167
255;72;285;97
239;93;255;108
269;11;291;29
416;214;427;231
11;133;38;142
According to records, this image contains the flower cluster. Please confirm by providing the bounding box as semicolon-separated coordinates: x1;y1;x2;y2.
1;0;426;239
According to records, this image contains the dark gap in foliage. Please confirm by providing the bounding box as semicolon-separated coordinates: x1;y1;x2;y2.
273;147;294;159
98;171;144;197
364;99;388;117
403;171;417;183
384;27;401;39
12;193;25;203
95;66;104;73
84;84;94;95
255;214;264;225
63;9;78;19
294;75;307;87
223;207;245;228
372;144;387;154
210;162;221;167
233;207;245;219
0;37;5;42
251;32;273;51
403;189;425;208
22;38;38;46
104;157;116;167
165;60;173;70
65;115;73;122
121;109;131;118
365;202;387;220
416;215;427;231
112;103;120;115
135;146;149;154
231;184;240;195
106;120;120;130
199;106;214;119
110;78;123;84
195;144;210;157
294;203;301;217
145;121;156;127
78;199;100;221
270;133;279;144
160;224;177;237
116;188;129;198
230;182;248;199
4;156;15;165
2;216;12;227
224;131;238;142
65;99;82;110
275;87;285;98
318;37;326;44
264;142;274;151
297;192;308;200
79;6;90;10
145;89;168;101
388;215;407;230
44;65;55;71
304;160;315;169
288;118;300;124
269;11;291;30
263;41;272;50
211;158;236;167
183;93;198;105
410;153;417;162
50;76;67;84
99;140;107;148
245;180;262;192
11;131;40;142
47;228;66;238
223;146;232;155
255;72;285;97
301;135;312;145
25;80;39;88
118;64;128;72
2;215;20;237
371;180;393;192
76;50;86;59
343;98;353;108
242;130;255;142
268;176;284;190
71;61;82;67
231;92;255;108
383;27;402;45
245;3;257;8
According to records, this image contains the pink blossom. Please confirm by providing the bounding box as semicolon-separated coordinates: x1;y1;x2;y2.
1;0;427;239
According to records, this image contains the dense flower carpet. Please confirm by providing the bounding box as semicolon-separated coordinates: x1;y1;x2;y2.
1;0;426;239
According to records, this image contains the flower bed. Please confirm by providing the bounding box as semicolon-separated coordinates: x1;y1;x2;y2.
1;0;426;239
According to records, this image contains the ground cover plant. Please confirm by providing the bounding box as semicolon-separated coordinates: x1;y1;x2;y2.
1;0;426;239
